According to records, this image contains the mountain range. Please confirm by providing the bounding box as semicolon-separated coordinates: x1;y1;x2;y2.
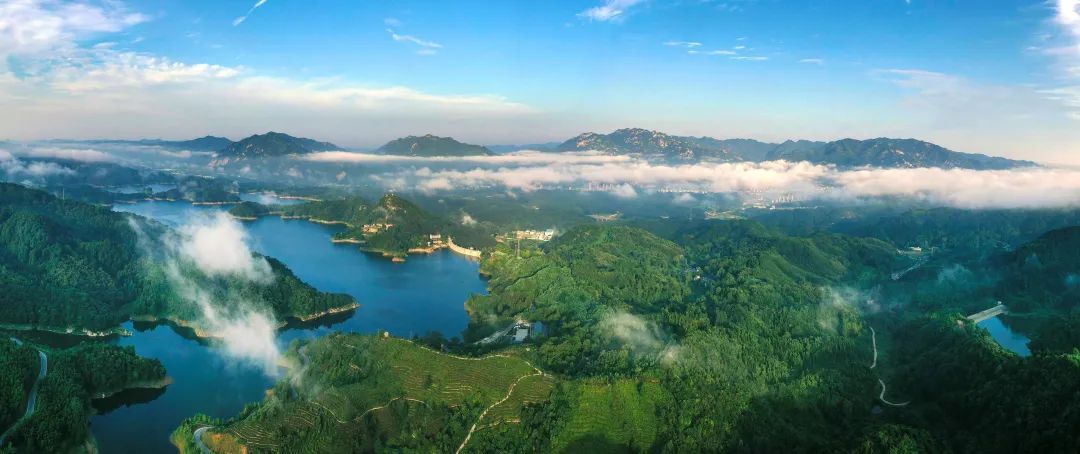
558;128;1035;169
68;136;234;152
65;128;1036;170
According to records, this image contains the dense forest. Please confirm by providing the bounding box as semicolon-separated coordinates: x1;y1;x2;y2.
180;219;1080;452
3;343;166;452
0;183;353;334
0;339;37;431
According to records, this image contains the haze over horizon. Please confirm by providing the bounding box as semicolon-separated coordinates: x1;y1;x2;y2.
1;0;1080;164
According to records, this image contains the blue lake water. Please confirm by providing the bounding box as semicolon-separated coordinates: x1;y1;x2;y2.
977;316;1032;357
86;200;487;453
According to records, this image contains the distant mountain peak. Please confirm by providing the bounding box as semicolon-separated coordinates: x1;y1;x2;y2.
211;132;339;166
377;135;493;157
765;137;1035;169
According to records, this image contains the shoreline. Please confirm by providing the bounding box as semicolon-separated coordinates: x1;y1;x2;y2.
92;376;174;401
130;302;361;340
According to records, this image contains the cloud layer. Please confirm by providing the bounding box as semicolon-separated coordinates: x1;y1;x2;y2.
356;155;1080;209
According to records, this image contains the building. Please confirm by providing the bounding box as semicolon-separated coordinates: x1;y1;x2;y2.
514;229;556;242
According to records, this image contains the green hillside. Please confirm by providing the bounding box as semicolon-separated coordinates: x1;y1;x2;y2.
0;183;354;334
377;134;494;157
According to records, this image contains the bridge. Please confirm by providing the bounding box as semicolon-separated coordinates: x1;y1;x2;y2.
966;302;1007;324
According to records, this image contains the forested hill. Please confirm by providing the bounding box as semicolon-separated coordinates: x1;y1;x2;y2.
765;137;1035;169
557;128;748;161
211;132;339;165
4;343;167;452
377;134;494;157
996;226;1080;312
278;193;495;256
0;183;353;333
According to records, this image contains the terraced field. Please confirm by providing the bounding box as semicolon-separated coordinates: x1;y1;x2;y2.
477;374;556;427
551;378;669;452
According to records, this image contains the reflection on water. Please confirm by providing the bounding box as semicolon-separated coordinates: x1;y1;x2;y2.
92;386;168;415
977;316;1032;357
82;199;488;453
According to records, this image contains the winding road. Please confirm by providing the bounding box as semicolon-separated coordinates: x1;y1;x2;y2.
867;327;910;407
0;338;48;447
877;379;910;407
193;426;211;454
869;327;878;369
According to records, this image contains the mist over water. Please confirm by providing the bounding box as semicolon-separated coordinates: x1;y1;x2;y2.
91;199;487;452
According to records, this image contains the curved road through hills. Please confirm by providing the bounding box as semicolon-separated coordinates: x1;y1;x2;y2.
193;427;212;454
0;338;48;447
193;346;311;453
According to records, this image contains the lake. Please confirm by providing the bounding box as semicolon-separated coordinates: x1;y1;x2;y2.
977;316;1032;357
86;200;487;453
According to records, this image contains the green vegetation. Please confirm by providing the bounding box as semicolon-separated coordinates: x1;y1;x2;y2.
0;339;38;431
996;226;1080;312
280;193;495;256
4;343;166;452
0;183;353;334
377;134;494;157
172;216;1080;452
176;334;544;452
882;315;1080;452
226;201;271;219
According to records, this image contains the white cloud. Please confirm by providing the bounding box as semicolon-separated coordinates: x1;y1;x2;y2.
303;150;630;165
579;0;646;22
173;211;272;282
385;156;1080;209
827;166;1080;209
128;215;283;377
689;50;736;56
664;40;702;48
799;58;824;65
0;149;75;178
0;0;147;56
233;0;269;26
383;17;402;27
731;56;768;61
0;43;534;142
599;311;681;363
673;192;697;204
610;183;638;198
22;146;115;162
387;28;443;54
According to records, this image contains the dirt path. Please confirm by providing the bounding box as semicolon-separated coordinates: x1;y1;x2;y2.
455;371;542;454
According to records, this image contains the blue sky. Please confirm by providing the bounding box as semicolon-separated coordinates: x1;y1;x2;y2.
1;0;1079;163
